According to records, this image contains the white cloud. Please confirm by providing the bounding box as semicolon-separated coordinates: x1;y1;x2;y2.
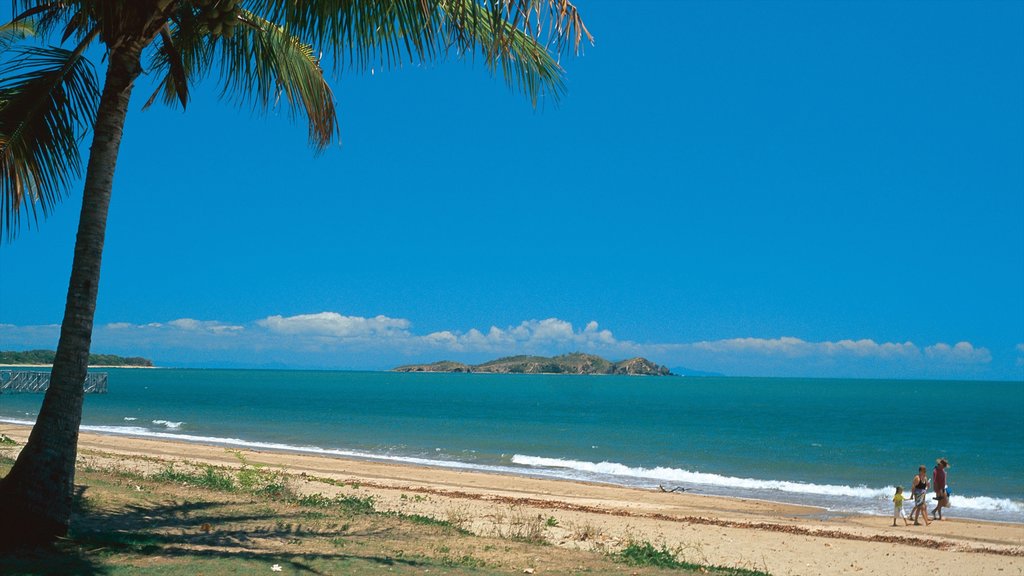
258;312;411;339
167;318;244;334
423;331;458;345
823;339;919;357
419;318;619;352
690;336;918;358
104;319;243;335
924;342;992;364
692;336;809;356
106;322;135;330
0;313;1006;376
0;323;61;348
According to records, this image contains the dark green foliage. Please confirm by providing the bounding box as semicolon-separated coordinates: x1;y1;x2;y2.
0;40;99;240
0;349;153;366
294;493;374;515
619;541;772;575
619;541;680;568
151;463;236;492
232;451;289;498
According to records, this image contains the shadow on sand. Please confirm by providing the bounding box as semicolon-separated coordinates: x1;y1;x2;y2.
0;485;428;575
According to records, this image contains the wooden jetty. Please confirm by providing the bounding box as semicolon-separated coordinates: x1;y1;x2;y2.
0;371;108;394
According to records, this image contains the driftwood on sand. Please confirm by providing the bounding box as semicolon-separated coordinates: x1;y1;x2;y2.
658;484;694;493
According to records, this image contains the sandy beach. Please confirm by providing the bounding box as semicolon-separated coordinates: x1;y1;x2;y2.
1;423;1020;575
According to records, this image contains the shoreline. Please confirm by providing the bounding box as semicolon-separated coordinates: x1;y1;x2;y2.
2;417;1020;525
2;422;1021;575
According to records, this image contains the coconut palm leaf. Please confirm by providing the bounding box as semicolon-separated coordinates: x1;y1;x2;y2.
11;1;74;40
143;7;216;112
222;10;338;150
145;9;338;152
247;0;446;69
438;0;565;105
0;36;99;240
156;25;190;109
441;0;591;57
0;20;35;51
246;0;589;70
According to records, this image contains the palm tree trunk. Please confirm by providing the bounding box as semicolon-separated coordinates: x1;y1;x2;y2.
0;41;144;548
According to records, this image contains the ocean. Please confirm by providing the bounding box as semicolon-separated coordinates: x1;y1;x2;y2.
1;369;1021;523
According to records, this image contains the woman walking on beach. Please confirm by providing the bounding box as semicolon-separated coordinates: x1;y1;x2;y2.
932;458;950;520
911;465;931;525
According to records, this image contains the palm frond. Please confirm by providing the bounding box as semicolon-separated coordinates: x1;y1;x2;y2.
0;20;35;52
0;41;99;241
442;0;591;58
145;9;338;151
244;1;587;106
219;9;338;151
246;0;445;70
143;8;217;111
157;25;191;109
439;0;565;106
12;2;75;41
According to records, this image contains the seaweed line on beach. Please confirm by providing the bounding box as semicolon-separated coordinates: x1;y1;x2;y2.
322;477;1024;558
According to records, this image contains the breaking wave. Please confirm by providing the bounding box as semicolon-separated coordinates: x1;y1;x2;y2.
511;455;1023;514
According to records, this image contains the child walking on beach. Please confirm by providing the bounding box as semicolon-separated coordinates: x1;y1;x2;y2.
893;486;909;526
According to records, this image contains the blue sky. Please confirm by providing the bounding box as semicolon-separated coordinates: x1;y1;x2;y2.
1;1;1022;379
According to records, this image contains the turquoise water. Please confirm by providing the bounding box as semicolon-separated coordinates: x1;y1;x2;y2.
2;369;1021;522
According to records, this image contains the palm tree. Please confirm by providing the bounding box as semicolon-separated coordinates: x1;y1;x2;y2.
0;0;589;547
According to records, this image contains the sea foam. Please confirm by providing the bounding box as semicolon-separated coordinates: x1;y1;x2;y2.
151;420;183;429
511;454;1023;513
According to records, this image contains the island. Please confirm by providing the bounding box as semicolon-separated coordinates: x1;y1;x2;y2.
0;349;154;367
394;352;673;376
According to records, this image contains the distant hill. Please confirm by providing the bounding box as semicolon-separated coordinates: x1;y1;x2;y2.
395;353;673;376
0;349;153;367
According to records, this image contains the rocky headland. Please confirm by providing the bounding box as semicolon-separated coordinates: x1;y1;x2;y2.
394;353;673;376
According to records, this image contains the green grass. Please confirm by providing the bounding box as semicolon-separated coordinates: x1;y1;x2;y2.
393;512;467;532
294;492;376;515
150;462;236;492
619;541;771;575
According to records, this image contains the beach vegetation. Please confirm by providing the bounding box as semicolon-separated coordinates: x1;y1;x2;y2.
0;434;16;445
445;505;473;529
619;539;772;575
440;553;489;568
299;493;377;515
571;519;605;541
151;462;236;492
392;511;471;534
546;515;560;527
0;0;590;548
492;507;548;544
231;450;290;498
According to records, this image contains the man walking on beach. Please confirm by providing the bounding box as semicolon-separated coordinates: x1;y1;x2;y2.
932;458;950;520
